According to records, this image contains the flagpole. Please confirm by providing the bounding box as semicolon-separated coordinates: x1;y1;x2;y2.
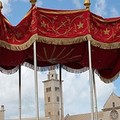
59;64;63;120
19;65;22;120
93;70;98;120
33;41;39;120
88;40;94;120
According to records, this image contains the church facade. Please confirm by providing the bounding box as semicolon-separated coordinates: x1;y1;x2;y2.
66;92;120;120
1;70;120;120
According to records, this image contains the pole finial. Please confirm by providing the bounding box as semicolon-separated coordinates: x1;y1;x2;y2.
84;0;91;10
29;0;37;5
0;1;3;11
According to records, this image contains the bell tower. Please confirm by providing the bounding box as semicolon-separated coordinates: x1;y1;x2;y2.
43;70;64;120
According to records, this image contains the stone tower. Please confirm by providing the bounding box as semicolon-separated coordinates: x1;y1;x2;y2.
0;105;5;120
43;70;64;120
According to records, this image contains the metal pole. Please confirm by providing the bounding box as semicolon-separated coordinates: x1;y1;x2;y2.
93;70;98;120
59;64;63;120
19;65;21;120
88;40;94;120
33;41;39;120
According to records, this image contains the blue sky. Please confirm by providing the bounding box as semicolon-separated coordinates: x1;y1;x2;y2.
0;0;120;119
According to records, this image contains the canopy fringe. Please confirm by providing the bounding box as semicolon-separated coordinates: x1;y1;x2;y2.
94;70;120;83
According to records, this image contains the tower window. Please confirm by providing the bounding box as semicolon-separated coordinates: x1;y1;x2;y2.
55;87;59;91
48;112;51;116
48;97;50;102
46;87;51;92
57;96;59;102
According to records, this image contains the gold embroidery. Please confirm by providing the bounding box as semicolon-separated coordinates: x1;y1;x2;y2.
77;22;83;29
16;32;22;38
56;21;67;31
41;21;47;28
103;28;110;35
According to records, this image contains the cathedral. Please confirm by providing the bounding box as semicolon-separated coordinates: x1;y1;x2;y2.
1;70;120;120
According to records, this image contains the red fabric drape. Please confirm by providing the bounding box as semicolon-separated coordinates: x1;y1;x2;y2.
0;6;120;82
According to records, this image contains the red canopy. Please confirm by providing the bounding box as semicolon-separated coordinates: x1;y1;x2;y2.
0;6;120;82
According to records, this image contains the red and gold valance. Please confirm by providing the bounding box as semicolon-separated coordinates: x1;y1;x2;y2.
0;6;120;82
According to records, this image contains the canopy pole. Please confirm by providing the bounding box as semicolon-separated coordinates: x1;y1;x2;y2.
30;1;39;119
33;41;39;120
88;40;94;120
59;64;63;120
84;1;95;120
19;65;22;120
93;70;98;120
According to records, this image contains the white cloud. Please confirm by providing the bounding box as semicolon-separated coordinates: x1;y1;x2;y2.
94;0;107;16
36;1;43;7
95;74;114;110
20;0;43;6
94;0;120;18
0;0;11;15
63;70;114;115
72;0;81;9
110;7;119;17
0;0;43;15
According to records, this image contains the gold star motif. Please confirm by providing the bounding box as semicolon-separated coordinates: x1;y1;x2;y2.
77;22;83;29
41;21;47;28
103;28;110;35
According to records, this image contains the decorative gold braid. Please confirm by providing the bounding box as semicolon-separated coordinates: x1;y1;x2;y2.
38;8;88;14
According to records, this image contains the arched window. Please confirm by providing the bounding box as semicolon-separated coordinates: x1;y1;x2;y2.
112;102;115;107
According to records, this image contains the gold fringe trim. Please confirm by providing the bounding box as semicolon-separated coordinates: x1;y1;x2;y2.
0;34;88;51
0;34;38;51
0;34;120;51
37;35;88;45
